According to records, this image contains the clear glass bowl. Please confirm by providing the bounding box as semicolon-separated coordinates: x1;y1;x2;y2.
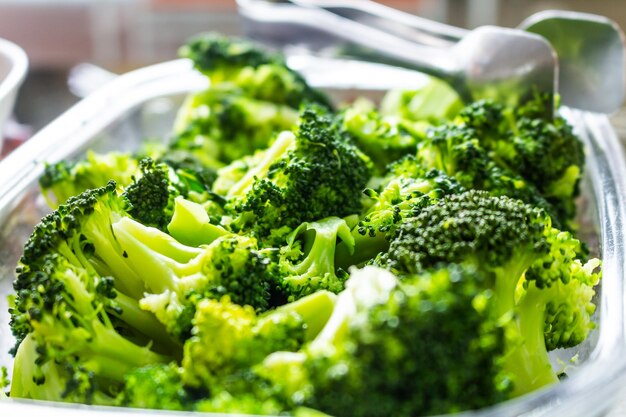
0;57;625;417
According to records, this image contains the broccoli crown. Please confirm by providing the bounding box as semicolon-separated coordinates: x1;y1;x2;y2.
123;158;176;230
416;124;561;227
172;88;299;166
179;33;332;109
222;106;372;239
382;190;549;275
182;298;303;389
117;363;193;411
183;290;335;392
377;191;601;396
358;164;464;239
123;157;216;231
457;98;584;226
10;253;169;404
39;151;139;207
303;265;509;417
379;77;464;123
339;103;422;172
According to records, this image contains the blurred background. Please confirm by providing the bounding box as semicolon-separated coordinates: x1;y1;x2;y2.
0;0;625;139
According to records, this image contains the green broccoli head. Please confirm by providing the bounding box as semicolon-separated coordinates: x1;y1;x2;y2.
456;98;585;226
182;291;335;390
219;106;372;240
259;265;509;417
179;33;331;109
377;191;600;396
417;123;562;226
339;102;422;172
117;363;193;411
123;157;216;231
10;254;169;404
172;88;300;166
39;151;139;207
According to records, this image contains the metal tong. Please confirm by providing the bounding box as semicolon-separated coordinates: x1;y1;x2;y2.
238;0;626;113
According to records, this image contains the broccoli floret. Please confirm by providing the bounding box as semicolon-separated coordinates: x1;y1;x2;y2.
339;100;423;173
258;265;508;417
278;217;354;302
333;157;464;269
179;33;332;109
172;88;300;166
216;106;372;241
456;97;585;226
116;363;193;411
416;123;561;225
380;76;464;123
10;254;170;404
114;220;278;339
182;291;336;390
378;190;600;396
39;151;139;207
123;157;217;231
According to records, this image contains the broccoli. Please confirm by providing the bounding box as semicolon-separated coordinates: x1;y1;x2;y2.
15;181;278;344
123;157;220;231
179;33;332;109
278;217;354;302
171;87;300;166
39;151;139;207
182;291;335;391
333;157;464;269
378;190;600;395
10;255;170;404
9;32;601;415
338;100;423;172
116;362;193;411
380;76;464;123
256;265;508;417
416;122;562;226
456;97;584;226
215;106;372;241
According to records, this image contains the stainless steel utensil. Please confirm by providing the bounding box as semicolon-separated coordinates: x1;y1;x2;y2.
240;0;626;113
292;0;626;113
237;0;557;111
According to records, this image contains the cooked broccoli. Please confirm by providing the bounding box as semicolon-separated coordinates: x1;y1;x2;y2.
116;362;193;411
256;265;508;417
380;76;464;123
278;217;354;301
182;291;335;390
8;33;600;416
171;88;300;166
339;100;423;172
10;255;170;404
216;106;372;241
39;151;139;207
179;33;332;109
415;122;562;226
377;190;600;395
456;97;584;226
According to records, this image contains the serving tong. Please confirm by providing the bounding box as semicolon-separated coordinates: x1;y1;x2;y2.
238;0;625;113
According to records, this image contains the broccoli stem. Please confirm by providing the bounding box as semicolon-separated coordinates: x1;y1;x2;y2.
507;284;559;397
227;131;295;197
112;292;181;353
111;217;193;294
335;229;388;270
266;290;337;341
167;197;229;247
